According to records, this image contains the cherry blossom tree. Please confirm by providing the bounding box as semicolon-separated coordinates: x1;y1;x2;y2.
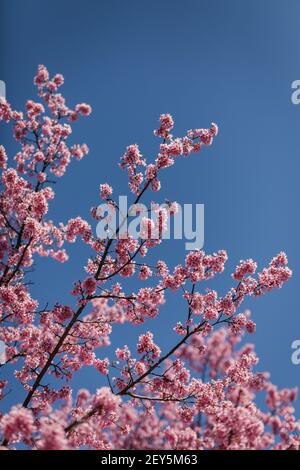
0;66;298;450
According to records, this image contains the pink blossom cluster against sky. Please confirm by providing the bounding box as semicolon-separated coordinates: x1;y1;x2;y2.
0;65;298;449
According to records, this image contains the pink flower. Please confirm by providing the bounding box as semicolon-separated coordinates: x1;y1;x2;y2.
31;192;48;217
0;405;35;444
139;265;153;280
270;251;288;267
82;277;97;295
190;292;205;315
120;144;145;173
116;346;131;361
34;64;49;85
50;249;69;263
233;259;257;281
246;320;256;333
137;331;161;360
34;151;44;162
38;419;69;450
100;183;113;199
0;145;8;169
53;74;64;87
154;113;174;140
257;253;292;293
174;322;187;336
94;358;109;375
75;103;92;116
37;172;47;183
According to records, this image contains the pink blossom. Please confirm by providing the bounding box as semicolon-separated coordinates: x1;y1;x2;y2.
75;103;92;116
174;322;187;336
246;320;256;333
139;265;153;280
38;418;69;450
0;405;35;444
137;331;161;360
154;113;174;140
233;259;257;281
100;183;113;199
116;346;131;361
94;358;110;375
34;64;49;85
82;277;97;295
0;145;8;169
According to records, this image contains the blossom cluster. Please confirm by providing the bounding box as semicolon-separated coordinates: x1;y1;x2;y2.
118;114;218;195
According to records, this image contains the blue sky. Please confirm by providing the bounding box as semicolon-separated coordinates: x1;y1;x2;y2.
0;0;300;414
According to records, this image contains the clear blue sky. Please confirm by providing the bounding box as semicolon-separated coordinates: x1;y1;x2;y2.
1;0;299;414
